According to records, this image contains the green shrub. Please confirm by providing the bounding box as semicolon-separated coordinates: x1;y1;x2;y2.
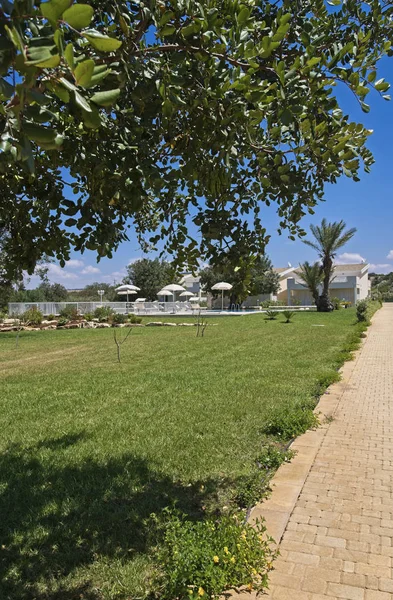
235;443;295;508
46;314;56;321
94;306;114;322
331;297;341;310
291;297;301;306
0;311;5;322
59;306;79;321
129;314;142;324
356;299;369;322
153;510;276;600
260;300;272;308
112;313;127;324
282;310;295;323
57;317;68;327
22;308;43;326
262;399;318;440
84;312;94;321
265;309;278;320
313;371;341;397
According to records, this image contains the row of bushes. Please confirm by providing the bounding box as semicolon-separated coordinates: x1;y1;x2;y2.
10;307;143;327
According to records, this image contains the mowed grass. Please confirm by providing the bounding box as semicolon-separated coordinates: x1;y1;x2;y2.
0;310;359;599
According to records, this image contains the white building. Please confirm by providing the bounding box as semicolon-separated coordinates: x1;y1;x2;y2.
286;263;371;305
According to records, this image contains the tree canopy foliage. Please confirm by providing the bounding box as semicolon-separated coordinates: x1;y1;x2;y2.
1;0;393;278
124;257;173;300
200;254;279;304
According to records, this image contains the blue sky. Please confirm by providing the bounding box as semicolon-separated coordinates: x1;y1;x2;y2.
32;60;393;288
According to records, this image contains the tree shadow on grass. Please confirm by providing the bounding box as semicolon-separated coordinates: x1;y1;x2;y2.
0;433;221;600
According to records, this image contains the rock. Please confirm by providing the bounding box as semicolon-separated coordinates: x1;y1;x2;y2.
146;322;164;326
3;318;20;325
96;323;111;328
178;323;197;327
64;323;80;329
0;326;16;332
163;322;177;326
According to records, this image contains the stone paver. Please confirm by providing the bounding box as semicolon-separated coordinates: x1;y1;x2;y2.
266;305;393;599
234;306;393;600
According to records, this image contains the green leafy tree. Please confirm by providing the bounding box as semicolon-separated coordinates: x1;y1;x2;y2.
1;1;392;277
297;261;324;307
303;219;356;311
67;282;118;302
200;255;279;305
124;258;173;301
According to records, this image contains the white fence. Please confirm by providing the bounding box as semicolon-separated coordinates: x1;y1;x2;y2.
7;301;197;316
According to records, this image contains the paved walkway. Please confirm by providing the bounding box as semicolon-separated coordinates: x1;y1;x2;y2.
248;305;393;600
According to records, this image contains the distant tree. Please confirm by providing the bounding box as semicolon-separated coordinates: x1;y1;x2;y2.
200;255;279;305
297;262;324;307
303;220;356;312
37;282;69;302
124;259;173;301
68;282;118;302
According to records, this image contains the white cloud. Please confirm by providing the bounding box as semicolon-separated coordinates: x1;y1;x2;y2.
102;270;127;283
65;259;84;269
387;250;393;260
369;263;393;274
128;257;143;265
81;265;101;275
335;252;366;265
47;264;80;280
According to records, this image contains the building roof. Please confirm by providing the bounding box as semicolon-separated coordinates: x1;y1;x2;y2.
293;263;369;277
333;263;369;274
274;267;296;278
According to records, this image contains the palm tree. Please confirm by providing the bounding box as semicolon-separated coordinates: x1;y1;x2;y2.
297;261;323;307
303;219;357;311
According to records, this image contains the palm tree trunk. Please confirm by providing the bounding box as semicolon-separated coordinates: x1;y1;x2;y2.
318;257;334;311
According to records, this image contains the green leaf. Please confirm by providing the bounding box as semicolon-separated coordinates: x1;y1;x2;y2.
375;79;390;92
306;57;321;67
25;47;61;68
23;122;57;144
84;68;111;88
74;90;92;112
51;82;70;102
91;88;121;106
64;43;75;70
84;30;122;52
74;59;94;87
82;104;102;128
159;10;175;26
160;25;176;37
63;4;94;29
238;7;250;25
162;98;173;118
59;76;77;92
41;0;71;25
360;101;370;113
5;25;23;50
54;29;64;52
0;77;14;98
367;71;377;83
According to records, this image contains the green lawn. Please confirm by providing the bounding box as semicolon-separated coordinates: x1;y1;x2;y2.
0;310;361;599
